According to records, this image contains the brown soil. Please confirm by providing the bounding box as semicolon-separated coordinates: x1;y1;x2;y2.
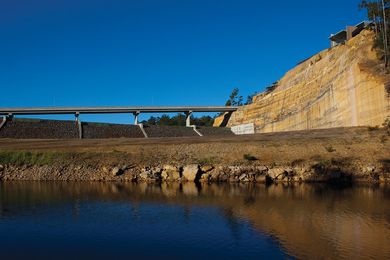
0;126;388;167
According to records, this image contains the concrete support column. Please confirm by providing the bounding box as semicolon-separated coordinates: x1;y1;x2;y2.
133;111;140;125
75;112;82;139
138;123;148;138
185;111;192;127
346;26;355;41
192;126;203;136
75;112;80;122
0;116;7;130
7;113;13;121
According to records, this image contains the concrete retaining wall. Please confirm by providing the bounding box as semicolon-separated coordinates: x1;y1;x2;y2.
143;125;198;138
82;122;144;139
0;120;78;139
197;126;235;136
0;119;233;139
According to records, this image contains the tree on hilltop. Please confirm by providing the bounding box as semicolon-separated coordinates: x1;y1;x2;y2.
359;0;390;66
225;88;243;106
245;92;258;105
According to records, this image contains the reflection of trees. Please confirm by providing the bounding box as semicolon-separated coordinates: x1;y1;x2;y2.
130;203;140;220
221;207;243;243
243;196;256;206
72;199;80;219
183;206;191;224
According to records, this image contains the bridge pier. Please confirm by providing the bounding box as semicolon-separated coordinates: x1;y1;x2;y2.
133;111;140;125
75;112;82;139
185;111;192;127
7;113;13;121
0;116;7;131
74;112;80;122
138;123;148;138
192;126;203;136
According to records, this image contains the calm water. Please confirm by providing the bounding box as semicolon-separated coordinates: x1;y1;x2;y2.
0;182;390;259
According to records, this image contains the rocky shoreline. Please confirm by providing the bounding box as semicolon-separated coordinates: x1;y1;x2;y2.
1;161;389;183
1;126;388;184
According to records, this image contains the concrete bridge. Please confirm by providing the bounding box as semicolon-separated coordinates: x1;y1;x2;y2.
0;106;237;138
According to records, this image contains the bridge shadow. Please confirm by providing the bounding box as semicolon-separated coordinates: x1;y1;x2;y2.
219;112;233;127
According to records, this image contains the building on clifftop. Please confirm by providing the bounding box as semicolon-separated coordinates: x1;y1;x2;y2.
329;21;372;47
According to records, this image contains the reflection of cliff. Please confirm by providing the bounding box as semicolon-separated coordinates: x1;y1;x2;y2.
238;185;390;259
216;30;390;133
1;182;390;259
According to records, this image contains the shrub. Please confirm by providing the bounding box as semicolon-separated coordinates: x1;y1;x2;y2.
383;118;390;135
197;156;218;165
325;146;336;153
368;125;380;131
265;82;279;93
291;159;305;166
243;154;258;161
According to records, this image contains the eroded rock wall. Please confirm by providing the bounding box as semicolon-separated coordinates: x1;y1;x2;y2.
218;30;390;133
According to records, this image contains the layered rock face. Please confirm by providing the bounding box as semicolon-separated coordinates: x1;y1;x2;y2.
217;30;390;133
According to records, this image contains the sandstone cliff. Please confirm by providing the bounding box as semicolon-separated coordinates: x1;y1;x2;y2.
216;30;390;133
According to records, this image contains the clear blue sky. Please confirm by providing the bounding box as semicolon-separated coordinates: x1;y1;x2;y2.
0;0;366;123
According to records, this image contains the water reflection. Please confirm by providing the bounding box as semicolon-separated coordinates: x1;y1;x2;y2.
1;182;390;259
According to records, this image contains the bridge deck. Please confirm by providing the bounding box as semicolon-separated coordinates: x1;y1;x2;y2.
0;106;237;115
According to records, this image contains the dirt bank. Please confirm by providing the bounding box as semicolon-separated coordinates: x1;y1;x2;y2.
0;127;389;183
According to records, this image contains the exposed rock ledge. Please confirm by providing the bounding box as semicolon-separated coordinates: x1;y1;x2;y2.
0;162;389;183
215;30;390;132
